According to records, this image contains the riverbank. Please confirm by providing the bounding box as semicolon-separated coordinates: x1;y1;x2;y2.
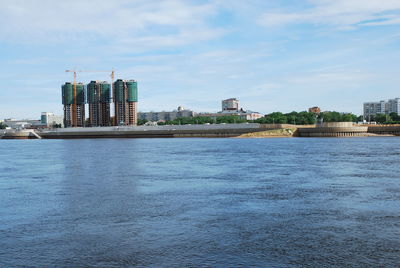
2;123;400;139
236;128;295;138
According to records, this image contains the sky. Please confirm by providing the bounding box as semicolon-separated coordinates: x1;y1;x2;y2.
1;0;400;119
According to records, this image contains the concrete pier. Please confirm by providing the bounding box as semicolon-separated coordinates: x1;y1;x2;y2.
297;122;369;137
1;129;42;139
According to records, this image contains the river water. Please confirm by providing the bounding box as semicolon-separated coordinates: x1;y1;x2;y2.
1;137;400;267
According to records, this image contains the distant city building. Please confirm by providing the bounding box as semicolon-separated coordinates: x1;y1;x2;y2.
3;118;43;129
222;98;240;111
114;79;138;126
62;82;85;127
202;98;262;121
87;81;111;126
308;106;321;114
363;98;400;119
201;111;263;121
138;106;196;122
387;98;400;115
41;112;64;127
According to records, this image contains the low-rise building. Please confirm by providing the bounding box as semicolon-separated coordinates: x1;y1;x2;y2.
308;106;321;114
3;118;43;129
198;97;262;121
138;106;196;122
41;112;64;128
200;110;263;121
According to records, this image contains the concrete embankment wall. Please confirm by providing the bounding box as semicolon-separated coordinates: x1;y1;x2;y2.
39;124;264;139
1;129;41;139
368;125;400;136
298;127;369;137
5;123;400;139
297;122;369;137
259;124;314;129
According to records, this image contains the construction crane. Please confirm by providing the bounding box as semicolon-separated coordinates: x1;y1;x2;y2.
65;69;115;127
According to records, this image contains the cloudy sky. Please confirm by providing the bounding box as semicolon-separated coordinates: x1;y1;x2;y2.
1;0;400;119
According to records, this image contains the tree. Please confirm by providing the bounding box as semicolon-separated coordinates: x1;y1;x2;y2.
137;119;148;125
374;114;388;124
389;112;400;122
255;111;317;125
0;122;8;129
52;123;62;128
318;111;358;122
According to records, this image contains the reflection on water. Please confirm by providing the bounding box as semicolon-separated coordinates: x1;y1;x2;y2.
1;138;400;267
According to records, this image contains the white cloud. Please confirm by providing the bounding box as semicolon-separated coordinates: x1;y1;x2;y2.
258;0;400;28
0;0;221;49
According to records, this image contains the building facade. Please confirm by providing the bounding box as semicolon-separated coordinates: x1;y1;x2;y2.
387;98;400;115
41;112;64;127
363;99;400;119
308;106;321;114
222;98;240;111
3;118;43;129
138;106;196;122
62;82;85;127
114;79;138;126
87;81;111;126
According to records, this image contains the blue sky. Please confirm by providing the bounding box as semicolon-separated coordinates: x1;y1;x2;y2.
1;0;400;119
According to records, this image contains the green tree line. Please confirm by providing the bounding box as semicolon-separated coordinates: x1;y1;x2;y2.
254;111;359;124
368;112;400;124
138;111;362;126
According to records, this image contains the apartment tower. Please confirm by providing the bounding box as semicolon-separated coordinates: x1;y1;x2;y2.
62;82;85;127
113;79;138;125
87;81;111;126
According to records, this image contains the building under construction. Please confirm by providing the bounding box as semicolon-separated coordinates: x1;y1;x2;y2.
87;81;111;126
114;79;138;126
62;82;85;127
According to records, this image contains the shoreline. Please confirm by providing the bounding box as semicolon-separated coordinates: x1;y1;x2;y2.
2;123;400;139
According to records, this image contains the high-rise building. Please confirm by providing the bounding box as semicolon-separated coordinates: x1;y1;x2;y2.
387;98;400;115
222;98;240;111
62;82;85;127
113;79;138;125
363;98;400;120
87;81;111;126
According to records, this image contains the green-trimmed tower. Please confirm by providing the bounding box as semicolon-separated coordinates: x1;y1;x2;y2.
62;82;85;127
113;79;138;125
87;81;111;126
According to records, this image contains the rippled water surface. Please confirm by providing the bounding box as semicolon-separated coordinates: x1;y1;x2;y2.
1;137;400;267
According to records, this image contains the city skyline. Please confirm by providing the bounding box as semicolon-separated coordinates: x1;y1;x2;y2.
1;0;400;119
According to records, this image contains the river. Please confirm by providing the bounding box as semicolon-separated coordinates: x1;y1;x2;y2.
1;137;399;267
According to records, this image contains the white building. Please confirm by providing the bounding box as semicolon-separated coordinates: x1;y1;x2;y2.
3;118;42;129
364;98;400;119
41;112;64;127
387;98;400;114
